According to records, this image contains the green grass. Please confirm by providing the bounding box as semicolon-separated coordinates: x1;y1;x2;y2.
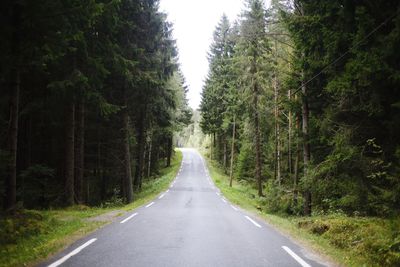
205;157;400;267
0;150;182;267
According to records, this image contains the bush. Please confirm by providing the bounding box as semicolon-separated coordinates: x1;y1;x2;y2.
262;180;297;215
101;188;124;208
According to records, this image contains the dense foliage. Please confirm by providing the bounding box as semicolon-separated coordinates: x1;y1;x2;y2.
200;0;400;217
0;0;191;211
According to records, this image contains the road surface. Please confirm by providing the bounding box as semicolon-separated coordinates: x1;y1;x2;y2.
41;148;328;267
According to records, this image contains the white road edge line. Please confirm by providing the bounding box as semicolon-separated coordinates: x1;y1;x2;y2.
231;205;238;211
216;192;220;196
222;198;227;203
166;189;169;193
245;215;262;228
120;213;138;224
146;202;155;208
47;238;97;267
158;193;165;199
282;246;311;267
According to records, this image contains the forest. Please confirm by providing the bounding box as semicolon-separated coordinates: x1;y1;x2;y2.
1;0;400;266
199;0;400;217
0;0;192;212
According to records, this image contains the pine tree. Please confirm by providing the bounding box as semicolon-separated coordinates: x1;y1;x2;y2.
237;0;271;196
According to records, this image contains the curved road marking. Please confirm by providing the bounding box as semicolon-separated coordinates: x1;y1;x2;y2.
47;238;97;267
120;213;138;224
282;246;311;267
245;216;261;228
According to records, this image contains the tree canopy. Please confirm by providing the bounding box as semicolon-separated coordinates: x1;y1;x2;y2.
0;0;191;211
199;0;400;217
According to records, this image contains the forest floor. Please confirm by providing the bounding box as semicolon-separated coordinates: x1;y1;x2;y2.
204;156;400;267
0;151;182;267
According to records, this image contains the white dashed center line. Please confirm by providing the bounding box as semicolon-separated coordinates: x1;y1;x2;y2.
146;202;155;208
120;213;138;224
282;246;311;267
245;215;261;228
47;238;97;267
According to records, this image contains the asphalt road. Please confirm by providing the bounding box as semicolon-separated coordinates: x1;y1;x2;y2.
41;148;328;267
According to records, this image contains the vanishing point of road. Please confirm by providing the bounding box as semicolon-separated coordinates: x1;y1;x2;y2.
41;148;328;267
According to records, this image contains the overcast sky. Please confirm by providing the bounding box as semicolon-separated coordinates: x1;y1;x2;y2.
159;0;272;109
159;0;246;109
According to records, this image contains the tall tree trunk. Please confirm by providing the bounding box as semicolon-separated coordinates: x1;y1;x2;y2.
229;115;236;187
274;75;281;186
147;133;152;178
20;117;32;201
254;83;263;197
5;69;20;212
210;134;213;160
277;120;281;186
213;132;216;160
302;73;312;216
293;102;300;207
166;134;172;167
97;127;103;202
101;170;107;201
274;83;278;180
122;104;133;203
4;3;21;212
134;113;146;190
288;90;292;176
64;102;75;206
74;100;84;203
273;41;281;186
223;137;227;173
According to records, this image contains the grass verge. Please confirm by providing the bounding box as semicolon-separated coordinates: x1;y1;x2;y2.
205;157;400;267
0;150;182;267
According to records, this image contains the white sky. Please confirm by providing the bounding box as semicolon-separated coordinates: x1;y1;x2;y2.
159;0;245;109
159;0;272;109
